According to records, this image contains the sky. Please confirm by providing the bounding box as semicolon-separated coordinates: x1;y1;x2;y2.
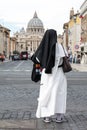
0;0;85;36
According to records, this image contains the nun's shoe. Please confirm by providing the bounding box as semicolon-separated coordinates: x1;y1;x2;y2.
55;118;64;123
55;113;64;123
43;117;51;123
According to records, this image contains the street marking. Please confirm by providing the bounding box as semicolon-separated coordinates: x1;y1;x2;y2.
6;78;30;80
14;61;24;69
0;69;31;72
1;69;10;71
25;70;31;71
67;78;87;80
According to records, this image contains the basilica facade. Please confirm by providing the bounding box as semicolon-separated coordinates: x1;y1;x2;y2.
14;12;45;54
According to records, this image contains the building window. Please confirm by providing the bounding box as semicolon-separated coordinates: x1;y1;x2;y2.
81;47;84;52
16;35;18;38
21;44;23;49
26;47;28;50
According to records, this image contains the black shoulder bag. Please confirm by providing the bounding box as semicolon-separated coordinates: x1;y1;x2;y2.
62;46;72;73
31;63;42;82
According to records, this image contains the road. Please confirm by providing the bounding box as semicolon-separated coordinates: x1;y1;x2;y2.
0;60;87;129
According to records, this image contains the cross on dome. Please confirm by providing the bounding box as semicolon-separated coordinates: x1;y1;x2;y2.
33;11;38;18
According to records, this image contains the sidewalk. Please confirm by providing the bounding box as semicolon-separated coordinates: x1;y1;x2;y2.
71;63;87;72
0;58;10;63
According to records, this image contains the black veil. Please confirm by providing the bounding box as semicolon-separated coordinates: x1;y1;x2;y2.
31;29;57;74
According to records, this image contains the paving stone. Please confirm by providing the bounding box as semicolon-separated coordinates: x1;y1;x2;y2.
0;120;36;129
53;122;70;130
10;111;18;119
0;113;4;119
16;111;24;120
36;119;54;129
2;112;11;119
0;129;37;130
23;111;31;120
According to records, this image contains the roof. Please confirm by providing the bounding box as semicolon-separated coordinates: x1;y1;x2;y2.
27;12;44;28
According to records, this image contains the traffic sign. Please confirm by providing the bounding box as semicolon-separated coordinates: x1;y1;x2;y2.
75;45;79;49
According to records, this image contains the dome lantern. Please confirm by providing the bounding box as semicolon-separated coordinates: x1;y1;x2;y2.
33;11;38;18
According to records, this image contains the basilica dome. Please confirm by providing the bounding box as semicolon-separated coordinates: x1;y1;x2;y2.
27;12;44;29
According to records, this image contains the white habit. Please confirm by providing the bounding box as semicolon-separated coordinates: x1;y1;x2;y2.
36;43;67;118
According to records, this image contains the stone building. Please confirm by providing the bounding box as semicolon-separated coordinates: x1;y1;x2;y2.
63;22;68;50
63;8;81;61
10;37;17;55
80;0;87;64
0;24;10;57
14;12;45;55
68;8;81;58
63;8;81;64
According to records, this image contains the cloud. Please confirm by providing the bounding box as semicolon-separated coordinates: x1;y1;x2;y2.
0;0;84;35
0;19;25;35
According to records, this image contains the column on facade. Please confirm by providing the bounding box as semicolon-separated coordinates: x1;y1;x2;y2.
32;40;33;52
0;31;3;54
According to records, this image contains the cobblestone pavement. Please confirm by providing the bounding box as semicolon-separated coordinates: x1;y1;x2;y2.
0;83;87;130
0;111;87;130
0;110;87;129
0;61;87;130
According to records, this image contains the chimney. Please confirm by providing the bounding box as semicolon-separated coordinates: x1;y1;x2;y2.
70;8;74;19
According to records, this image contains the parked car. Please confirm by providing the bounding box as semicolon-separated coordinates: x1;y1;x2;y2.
0;54;5;62
12;54;20;61
20;51;28;60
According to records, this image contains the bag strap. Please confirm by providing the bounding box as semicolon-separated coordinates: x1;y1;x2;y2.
61;44;67;56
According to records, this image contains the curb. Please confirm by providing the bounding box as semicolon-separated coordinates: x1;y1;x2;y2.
0;119;36;129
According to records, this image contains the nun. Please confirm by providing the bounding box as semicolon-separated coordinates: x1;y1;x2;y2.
31;29;67;123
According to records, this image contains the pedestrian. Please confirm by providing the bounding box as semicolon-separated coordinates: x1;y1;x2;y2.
31;29;67;123
73;54;77;63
